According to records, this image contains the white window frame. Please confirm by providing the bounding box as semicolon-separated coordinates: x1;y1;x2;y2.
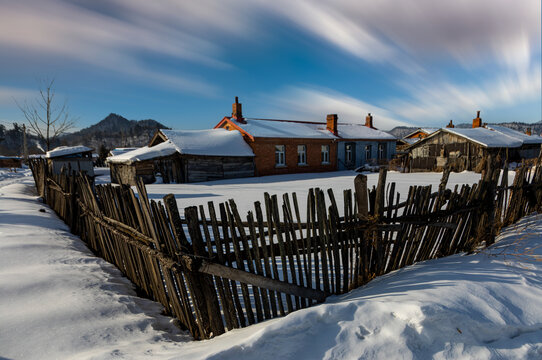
378;144;385;159
345;143;353;164
297;145;307;165
321;145;330;164
275;145;286;167
365;145;372;161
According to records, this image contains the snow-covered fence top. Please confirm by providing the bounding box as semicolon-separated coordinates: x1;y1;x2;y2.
27;153;542;341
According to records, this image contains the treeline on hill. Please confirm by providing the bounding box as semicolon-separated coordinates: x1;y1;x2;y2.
0;113;169;156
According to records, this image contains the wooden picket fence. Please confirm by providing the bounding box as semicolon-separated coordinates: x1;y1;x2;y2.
28;153;542;340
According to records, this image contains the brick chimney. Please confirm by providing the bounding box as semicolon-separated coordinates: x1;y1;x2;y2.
365;113;374;128
526;127;532;136
446;120;455;128
472;110;482;128
326;114;338;135
232;96;245;123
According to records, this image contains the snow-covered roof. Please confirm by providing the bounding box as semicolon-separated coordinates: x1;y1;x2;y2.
443;128;523;148
109;148;138;156
402;138;420;145
160;129;255;156
232;118;336;139
404;128;439;139
486;125;542;145
108;129;254;164
107;141;178;164
226;118;394;140
336;124;396;140
0;155;21;160
46;146;93;158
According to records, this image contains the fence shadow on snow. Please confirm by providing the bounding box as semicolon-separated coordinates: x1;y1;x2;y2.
28;153;542;340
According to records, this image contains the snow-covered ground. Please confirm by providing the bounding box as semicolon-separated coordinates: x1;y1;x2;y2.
1;169;541;359
143;170;502;218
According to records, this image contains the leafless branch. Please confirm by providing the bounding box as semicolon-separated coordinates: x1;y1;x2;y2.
15;78;76;151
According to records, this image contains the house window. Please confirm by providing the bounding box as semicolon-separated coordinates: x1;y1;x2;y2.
297;145;307;165
378;144;385;159
365;145;372;162
321;145;330;164
275;145;285;166
345;143;353;164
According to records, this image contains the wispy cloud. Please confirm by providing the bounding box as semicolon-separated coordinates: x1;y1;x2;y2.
0;0;539;123
261;86;408;130
0;0;260;95
388;64;541;124
0;86;36;105
263;0;541;71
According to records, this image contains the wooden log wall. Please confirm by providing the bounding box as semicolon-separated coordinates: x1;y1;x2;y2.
27;153;542;341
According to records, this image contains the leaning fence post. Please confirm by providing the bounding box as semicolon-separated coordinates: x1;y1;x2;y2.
185;206;225;338
354;174;368;219
374;168;387;218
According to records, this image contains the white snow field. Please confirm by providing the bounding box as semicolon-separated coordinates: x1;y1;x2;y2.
143;170;495;219
1;168;541;359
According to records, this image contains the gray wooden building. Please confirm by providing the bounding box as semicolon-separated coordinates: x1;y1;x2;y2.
408;125;542;172
46;145;94;176
107;128;255;185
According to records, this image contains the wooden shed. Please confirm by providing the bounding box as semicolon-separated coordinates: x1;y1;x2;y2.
45;146;94;176
0;156;22;169
406;111;542;172
107;128;255;185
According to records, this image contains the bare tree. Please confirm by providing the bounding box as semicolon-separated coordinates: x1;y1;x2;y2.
16;78;77;151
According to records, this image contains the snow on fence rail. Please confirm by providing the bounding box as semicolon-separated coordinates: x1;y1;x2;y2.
28;154;542;340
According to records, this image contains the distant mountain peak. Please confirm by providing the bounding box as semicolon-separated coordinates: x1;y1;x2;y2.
59;113;170;150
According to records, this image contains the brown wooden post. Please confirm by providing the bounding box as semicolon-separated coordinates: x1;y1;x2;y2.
185;206;225;337
354;174;369;219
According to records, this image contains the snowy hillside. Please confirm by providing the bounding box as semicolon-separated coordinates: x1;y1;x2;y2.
1;169;541;359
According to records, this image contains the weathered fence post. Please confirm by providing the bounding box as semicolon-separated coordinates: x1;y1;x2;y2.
354;174;368;219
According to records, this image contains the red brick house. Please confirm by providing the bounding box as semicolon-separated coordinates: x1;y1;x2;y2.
215;98;338;176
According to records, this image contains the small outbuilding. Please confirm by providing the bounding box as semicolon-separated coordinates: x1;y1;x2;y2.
107;128;255;185
46;145;94;176
0;156;22;169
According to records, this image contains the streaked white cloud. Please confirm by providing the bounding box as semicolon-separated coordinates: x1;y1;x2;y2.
263;0;541;72
0;86;36;105
0;0;259;95
388;65;541;123
0;0;539;123
261;86;408;130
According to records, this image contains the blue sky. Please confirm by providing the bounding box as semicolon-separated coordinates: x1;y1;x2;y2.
0;0;540;131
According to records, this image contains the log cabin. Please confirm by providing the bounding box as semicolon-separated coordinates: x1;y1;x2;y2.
107;128;255;185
